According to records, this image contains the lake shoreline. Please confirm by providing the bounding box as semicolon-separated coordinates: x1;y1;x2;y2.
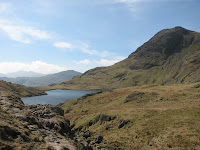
21;89;98;106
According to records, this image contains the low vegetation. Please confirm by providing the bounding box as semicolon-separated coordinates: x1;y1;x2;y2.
61;83;200;149
0;80;46;97
1;27;200;149
0;107;46;149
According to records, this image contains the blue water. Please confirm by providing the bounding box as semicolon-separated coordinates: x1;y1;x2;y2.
21;90;97;105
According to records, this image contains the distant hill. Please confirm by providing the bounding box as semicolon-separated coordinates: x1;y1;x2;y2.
47;27;200;90
0;73;5;77
0;70;82;87
5;71;45;78
0;80;46;97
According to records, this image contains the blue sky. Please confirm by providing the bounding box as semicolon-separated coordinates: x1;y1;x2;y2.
0;0;199;74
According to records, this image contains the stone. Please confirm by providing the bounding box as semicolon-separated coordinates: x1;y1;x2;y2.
75;125;83;132
94;114;116;124
65;108;72;114
83;130;91;139
149;141;153;146
123;91;145;103
95;136;103;144
87;120;94;126
50;107;64;116
194;84;200;88
118;119;130;129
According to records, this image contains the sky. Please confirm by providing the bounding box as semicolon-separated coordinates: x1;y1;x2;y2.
0;0;199;74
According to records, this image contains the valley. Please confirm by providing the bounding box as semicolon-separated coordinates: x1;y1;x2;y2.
0;27;200;150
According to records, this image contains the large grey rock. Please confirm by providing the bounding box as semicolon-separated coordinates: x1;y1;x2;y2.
94;114;116;124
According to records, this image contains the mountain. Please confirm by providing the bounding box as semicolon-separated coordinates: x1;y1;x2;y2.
5;71;45;78
48;27;200;90
0;70;82;87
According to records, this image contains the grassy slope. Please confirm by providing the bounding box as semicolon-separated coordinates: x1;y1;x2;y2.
0;80;46;97
42;27;200;91
61;83;200;149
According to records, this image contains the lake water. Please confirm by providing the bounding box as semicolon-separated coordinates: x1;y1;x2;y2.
21;90;97;105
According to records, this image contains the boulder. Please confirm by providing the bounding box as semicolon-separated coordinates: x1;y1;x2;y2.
50;107;64;116
0;126;21;141
94;114;116;124
123;91;145;103
194;84;200;88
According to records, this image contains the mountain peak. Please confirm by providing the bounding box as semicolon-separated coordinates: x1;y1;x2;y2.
127;27;197;70
158;26;190;36
129;26;194;58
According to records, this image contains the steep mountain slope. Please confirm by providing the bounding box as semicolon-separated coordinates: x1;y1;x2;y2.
49;27;200;90
0;70;82;87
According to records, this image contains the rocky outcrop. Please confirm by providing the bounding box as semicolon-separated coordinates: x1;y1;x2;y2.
194;84;200;88
70;114;117;149
0;90;117;150
0;90;76;150
123;91;145;103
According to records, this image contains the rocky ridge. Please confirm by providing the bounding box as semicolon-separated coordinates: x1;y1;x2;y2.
0;90;116;150
0;90;76;150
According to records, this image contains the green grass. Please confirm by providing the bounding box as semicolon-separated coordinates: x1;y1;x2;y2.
0;80;46;97
61;83;200;149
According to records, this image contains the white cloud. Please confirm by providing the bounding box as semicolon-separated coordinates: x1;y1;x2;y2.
53;42;73;49
74;56;125;68
75;59;91;64
55;41;114;57
0;61;66;74
0;2;52;44
0;18;52;44
95;56;126;66
79;42;113;57
65;55;126;73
